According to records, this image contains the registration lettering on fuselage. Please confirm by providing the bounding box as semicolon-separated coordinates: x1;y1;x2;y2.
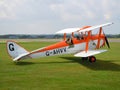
46;47;66;56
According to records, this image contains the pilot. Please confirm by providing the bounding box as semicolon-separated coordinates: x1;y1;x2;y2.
76;34;84;40
66;37;73;45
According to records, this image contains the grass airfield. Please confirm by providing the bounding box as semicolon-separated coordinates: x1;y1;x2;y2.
0;39;120;90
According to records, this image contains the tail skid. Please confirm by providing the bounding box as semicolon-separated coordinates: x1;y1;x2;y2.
6;41;30;61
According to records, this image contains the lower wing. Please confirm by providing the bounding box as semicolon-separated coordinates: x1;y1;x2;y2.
74;50;107;57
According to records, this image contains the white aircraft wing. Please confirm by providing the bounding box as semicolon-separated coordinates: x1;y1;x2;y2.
56;28;80;34
56;22;113;34
74;50;107;57
78;22;113;33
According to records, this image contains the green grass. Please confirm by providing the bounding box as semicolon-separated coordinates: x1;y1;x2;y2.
0;41;120;90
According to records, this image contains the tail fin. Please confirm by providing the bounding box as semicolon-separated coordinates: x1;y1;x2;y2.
6;41;30;61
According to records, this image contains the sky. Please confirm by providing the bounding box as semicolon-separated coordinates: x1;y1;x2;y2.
0;0;120;35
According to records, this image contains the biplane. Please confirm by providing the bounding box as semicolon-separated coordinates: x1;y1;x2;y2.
6;22;113;63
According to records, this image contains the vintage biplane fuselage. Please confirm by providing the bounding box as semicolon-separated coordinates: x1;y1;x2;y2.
6;22;113;62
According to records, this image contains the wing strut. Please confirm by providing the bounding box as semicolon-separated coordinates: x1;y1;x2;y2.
96;27;102;49
63;33;66;41
85;31;91;52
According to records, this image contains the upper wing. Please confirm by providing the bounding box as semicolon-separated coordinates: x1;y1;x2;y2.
56;28;80;34
56;22;113;34
74;50;107;57
78;22;113;33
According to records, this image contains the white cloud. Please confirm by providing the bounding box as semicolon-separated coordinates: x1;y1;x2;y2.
50;0;120;22
0;0;120;34
0;0;26;19
1;0;119;21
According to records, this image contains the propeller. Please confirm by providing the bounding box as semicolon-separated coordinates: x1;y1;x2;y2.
104;36;110;48
103;32;110;48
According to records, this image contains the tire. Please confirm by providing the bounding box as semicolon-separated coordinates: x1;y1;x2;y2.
89;56;96;63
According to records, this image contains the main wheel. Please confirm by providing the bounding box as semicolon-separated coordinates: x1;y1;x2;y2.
89;56;96;63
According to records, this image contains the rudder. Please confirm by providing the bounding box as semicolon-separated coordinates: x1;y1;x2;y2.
6;41;29;61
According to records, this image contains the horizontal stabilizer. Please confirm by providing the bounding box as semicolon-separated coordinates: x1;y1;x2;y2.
74;50;107;57
13;52;30;61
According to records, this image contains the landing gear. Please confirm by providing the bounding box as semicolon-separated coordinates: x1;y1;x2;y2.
89;56;96;63
81;56;96;63
81;57;88;61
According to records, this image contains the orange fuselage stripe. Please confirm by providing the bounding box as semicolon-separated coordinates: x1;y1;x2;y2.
31;34;105;54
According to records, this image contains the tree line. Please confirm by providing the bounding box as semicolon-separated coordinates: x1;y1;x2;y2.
0;34;120;39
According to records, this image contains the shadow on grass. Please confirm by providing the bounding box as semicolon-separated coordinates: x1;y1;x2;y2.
13;57;120;71
60;57;120;71
14;61;35;65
